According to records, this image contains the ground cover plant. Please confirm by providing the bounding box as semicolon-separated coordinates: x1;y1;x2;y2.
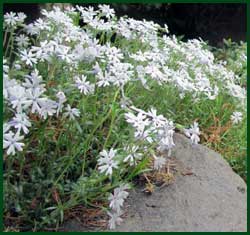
206;38;247;180
3;5;246;231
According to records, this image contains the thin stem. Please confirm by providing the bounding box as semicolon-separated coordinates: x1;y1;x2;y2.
3;30;8;48
4;29;14;58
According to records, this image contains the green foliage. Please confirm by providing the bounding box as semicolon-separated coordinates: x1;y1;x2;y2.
3;7;246;231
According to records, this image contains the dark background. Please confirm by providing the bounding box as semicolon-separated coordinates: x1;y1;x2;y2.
3;3;246;46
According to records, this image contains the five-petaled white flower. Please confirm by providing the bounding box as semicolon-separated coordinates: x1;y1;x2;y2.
231;111;243;125
16;34;29;48
184;121;200;145
107;211;123;230
108;184;130;213
153;155;166;170
97;148;119;176
63;104;80;120
107;184;130;229
20;49;37;66
123;145;142;166
75;75;95;95
9;113;31;134
3;131;25;155
4;12;18;26
98;4;115;19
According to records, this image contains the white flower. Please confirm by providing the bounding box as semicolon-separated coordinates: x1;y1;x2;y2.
153;155;166;170
76;5;97;23
104;44;124;64
8;85;28;112
3;77;18;99
136;65;149;89
15;34;29;48
108;62;133;87
98;4;115;19
16;12;27;23
108;184;130;213
92;62;102;74
56;45;73;63
184;122;200;145
147;108;166;128
97;148;119;176
157;127;175;154
20;49;37;66
4;12;18;27
39;99;58;119
9;113;31;134
56;91;67;116
24;88;47;113
125;112;150;133
107;183;130;229
75;75;95;95
63;104;80;120
73;45;99;63
96;70;111;87
107;211;123;230
123;145;142;166
34;18;50;31
145;63;165;84
3;58;9;74
23;69;45;91
131;51;147;62
3;131;25;155
25;23;39;35
231;112;243;125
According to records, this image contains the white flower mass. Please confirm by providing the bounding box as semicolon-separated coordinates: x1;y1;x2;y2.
2;4;246;230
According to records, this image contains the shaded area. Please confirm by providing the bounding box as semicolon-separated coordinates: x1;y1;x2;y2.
111;4;246;46
3;3;246;46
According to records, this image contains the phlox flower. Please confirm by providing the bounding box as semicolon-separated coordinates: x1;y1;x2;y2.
97;148;119;176
4;12;18;27
107;211;123;230
39;99;58;119
15;34;29;48
153;155;166;170
109;184;130;210
123;145;142;166
20;49;37;66
75;75;95;95
3;131;25;156
9;113;31;134
23;69;45;91
184;122;200;145
98;4;115;19
125;112;150;133
56;91;67;116
63;104;80;120
8;85;28;112
231;111;243;125
24;87;47;113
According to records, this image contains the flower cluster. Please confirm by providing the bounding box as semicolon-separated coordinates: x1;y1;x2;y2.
125;106;176;156
108;184;130;229
3;4;246;231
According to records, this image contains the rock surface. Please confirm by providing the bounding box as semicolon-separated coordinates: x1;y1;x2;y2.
61;133;247;232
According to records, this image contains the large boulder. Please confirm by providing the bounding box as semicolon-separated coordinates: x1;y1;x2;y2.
62;133;247;232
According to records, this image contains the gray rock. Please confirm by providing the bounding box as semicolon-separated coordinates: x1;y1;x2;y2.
61;133;247;232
